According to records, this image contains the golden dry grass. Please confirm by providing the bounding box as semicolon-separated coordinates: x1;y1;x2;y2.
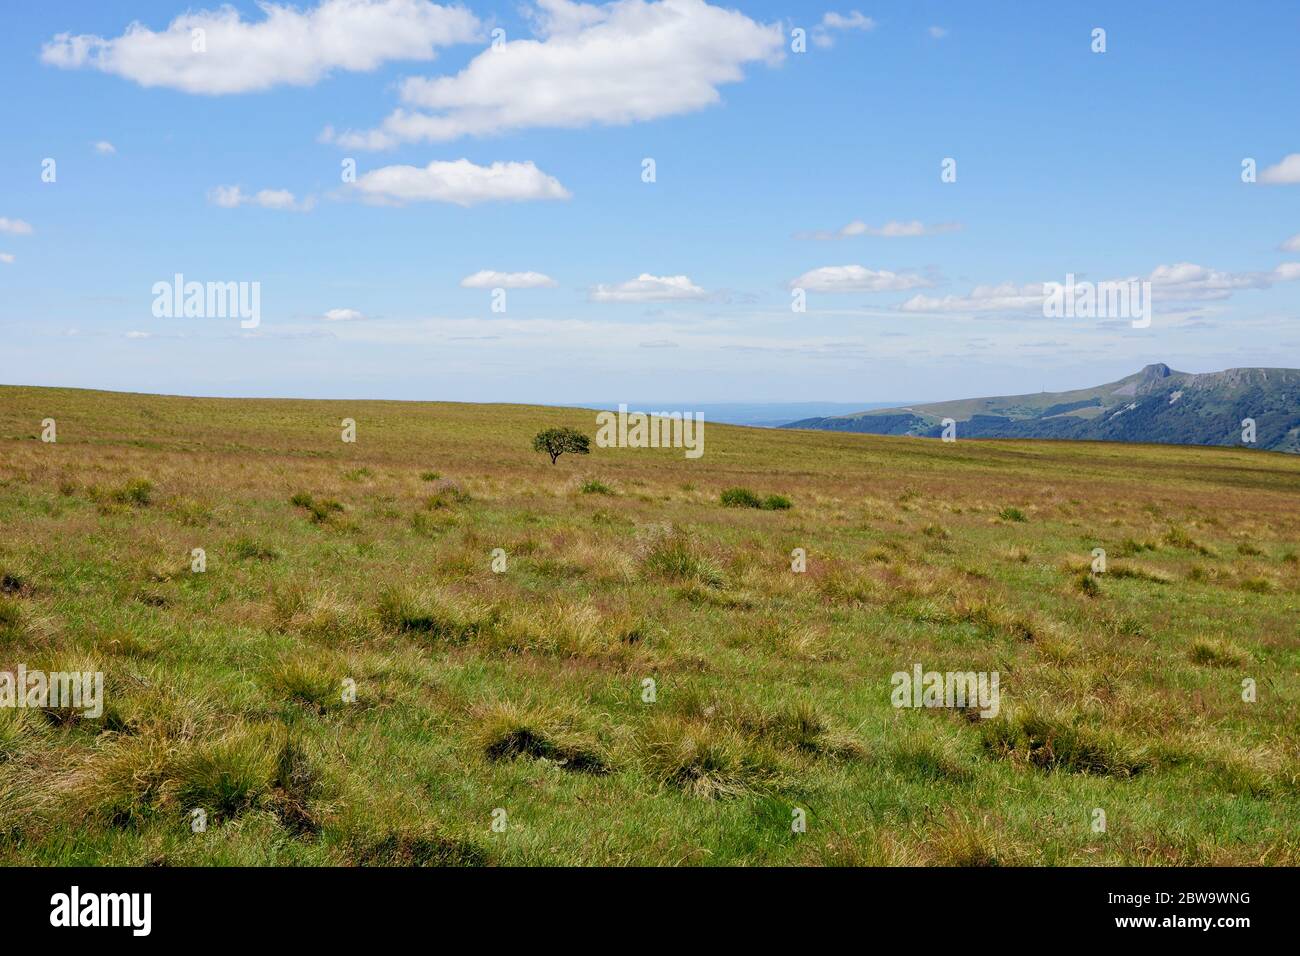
0;384;1297;865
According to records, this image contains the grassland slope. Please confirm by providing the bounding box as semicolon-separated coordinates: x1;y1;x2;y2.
1;384;1297;865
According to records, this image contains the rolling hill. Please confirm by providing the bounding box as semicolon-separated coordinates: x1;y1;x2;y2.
0;384;1297;865
784;364;1300;453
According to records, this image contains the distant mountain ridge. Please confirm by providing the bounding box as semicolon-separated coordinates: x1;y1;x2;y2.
783;364;1300;453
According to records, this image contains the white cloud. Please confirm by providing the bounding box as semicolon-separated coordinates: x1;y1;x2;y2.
93;140;116;154
208;185;316;211
1259;153;1300;185
41;0;480;95
526;0;609;36
0;253;14;265
351;159;571;206
325;0;783;149
1279;233;1300;252
791;265;933;293
928;26;948;39
125;330;151;338
822;11;874;30
899;262;1300;314
590;273;707;302
322;308;366;321
1147;261;1300;300
0;218;33;236
461;270;558;289
901;282;1044;314
796;219;963;240
812;10;875;47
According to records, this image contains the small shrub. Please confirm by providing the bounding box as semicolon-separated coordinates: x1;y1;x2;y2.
272;589;372;646
1116;537;1158;557
1075;572;1101;597
981;711;1148;777
998;506;1027;523
375;587;486;642
70;725;285;826
311;499;345;522
168;498;213;527
172;727;281;821
476;702;608;774
733;702;863;760
642;529;725;589
720;487;763;508
419;471;442;482
929;814;1002;866
266;654;344;712
761;494;792;511
112;479;154;507
425;481;470;510
63;736;177;825
232;537;279;562
1164;527;1211;555
639;717;789;799
579;478;614;495
1189;638;1248;668
290;491;344;523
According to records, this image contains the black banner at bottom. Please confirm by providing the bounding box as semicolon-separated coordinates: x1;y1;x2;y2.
1;866;1280;941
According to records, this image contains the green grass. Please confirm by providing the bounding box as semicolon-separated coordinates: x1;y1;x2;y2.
0;383;1297;865
720;487;793;510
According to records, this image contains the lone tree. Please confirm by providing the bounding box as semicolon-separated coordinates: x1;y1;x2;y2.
532;426;591;465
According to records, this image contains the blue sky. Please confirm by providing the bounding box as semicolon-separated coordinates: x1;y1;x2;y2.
2;0;1298;404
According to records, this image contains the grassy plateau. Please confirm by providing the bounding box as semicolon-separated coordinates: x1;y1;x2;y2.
0;384;1297;866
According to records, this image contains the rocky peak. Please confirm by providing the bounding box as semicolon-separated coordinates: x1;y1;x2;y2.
1139;363;1172;381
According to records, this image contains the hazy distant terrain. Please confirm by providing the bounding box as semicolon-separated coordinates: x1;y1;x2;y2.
786;365;1300;454
575;402;906;428
1;385;1297;865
